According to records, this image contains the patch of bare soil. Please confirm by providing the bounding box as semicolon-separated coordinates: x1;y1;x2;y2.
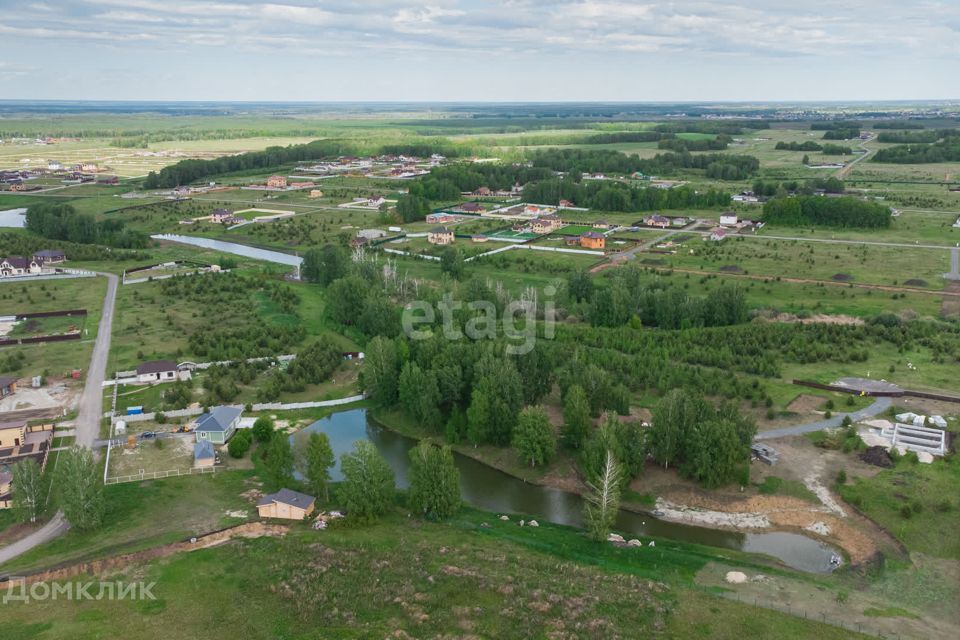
719;264;742;272
903;278;928;287
786;394;827;414
831;273;854;281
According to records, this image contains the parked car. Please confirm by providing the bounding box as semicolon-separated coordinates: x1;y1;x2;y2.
140;431;157;439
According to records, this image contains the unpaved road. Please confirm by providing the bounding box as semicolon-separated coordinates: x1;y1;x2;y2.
0;272;118;568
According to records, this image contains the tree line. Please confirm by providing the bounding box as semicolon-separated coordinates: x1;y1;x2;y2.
750;177;844;197
762;196;891;228
873;137;960;163
522;178;730;212
528;148;760;181
25;202;148;249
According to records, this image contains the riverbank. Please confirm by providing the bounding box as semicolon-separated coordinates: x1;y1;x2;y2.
369;408;883;567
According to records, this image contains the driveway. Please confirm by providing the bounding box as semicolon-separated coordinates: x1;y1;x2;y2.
755;397;892;440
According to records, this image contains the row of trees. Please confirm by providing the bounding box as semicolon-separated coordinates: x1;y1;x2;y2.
750;177;845;197
522;178;730;212
25;203;148;248
12;447;104;531
876;129;956;144
775;141;823;151
762;196;891;228
528;148;760;181
657;136;730;152
873;138;960;163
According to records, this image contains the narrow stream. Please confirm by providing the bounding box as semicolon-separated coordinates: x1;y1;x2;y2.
150;234;303;267
292;409;840;574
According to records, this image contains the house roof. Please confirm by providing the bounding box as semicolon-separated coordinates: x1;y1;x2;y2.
430;226;452;234
581;231;604;239
33;249;64;258
0;376;16;389
1;256;29;269
194;406;243;433
136;360;177;375
257;488;315;510
194;440;215;460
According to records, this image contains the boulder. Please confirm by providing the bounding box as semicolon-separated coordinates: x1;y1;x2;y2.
528;520;539;527
627;539;643;547
607;533;625;543
725;571;748;584
917;451;934;464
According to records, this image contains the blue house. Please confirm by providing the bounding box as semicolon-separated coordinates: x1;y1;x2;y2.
193;406;242;445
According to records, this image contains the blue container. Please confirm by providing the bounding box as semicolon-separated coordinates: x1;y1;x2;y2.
127;406;143;415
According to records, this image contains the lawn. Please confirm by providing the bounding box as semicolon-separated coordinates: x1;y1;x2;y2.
0;506;867;640
838;455;960;559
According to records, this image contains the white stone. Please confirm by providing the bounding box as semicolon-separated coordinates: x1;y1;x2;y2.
917;451;934;464
725;571;748;584
607;533;625;543
499;515;509;521
528;520;539;527
627;539;643;547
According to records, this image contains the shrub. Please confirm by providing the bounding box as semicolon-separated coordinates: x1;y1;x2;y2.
899;504;913;519
936;499;953;513
836;470;847;485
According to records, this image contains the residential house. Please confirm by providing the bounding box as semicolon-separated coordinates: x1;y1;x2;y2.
531;214;563;234
644;215;670;229
289;181;315;189
367;195;387;207
558;199;576;208
592;220;611;230
472;186;492;196
580;232;606;250
0;256;43;276
193;440;216;469
266;175;287;189
719;212;739;226
428;227;455;245
32;249;65;264
0;376;16;398
708;227;727;242
350;236;370;249
193;406;243;445
309;189;324;198
209;208;235;223
459;202;485;214
426;212;456;224
136;360;178;384
257;488;316;520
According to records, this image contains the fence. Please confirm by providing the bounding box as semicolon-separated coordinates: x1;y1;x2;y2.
104;465;217;485
792;379;960;404
713;589;903;639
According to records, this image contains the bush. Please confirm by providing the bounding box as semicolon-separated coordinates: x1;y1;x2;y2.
899;504;913;519
911;500;923;514
252;416;274;443
836;470;847;485
228;433;251;458
824;410;832;419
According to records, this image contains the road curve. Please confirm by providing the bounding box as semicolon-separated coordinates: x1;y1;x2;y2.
755;397;891;440
0;272;118;568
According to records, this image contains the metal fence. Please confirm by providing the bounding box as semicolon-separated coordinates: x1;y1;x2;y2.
714;589;905;639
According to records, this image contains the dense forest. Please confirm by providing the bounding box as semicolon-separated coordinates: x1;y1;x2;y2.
872;136;960;163
528;148;760;180
762;196;891;228
522;178;730;212
24;203;148;248
657;136;730;152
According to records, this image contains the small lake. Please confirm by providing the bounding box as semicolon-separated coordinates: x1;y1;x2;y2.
150;234;303;267
292;409;840;574
0;208;27;228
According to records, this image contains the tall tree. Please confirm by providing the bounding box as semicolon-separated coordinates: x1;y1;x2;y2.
295;432;336;502
562;385;591;450
11;458;48;524
263;432;295;490
681;419;744;489
55;446;104;531
338;440;396;523
302;243;349;286
407;440;461;520
583;449;621;542
361;336;399;405
512;406;557;468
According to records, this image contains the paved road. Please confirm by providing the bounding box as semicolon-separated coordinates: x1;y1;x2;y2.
0;272;118;567
754;397;892;441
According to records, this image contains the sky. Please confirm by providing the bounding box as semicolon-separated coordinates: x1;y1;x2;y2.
0;0;958;102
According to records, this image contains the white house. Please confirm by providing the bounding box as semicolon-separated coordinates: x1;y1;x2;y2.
719;213;739;226
135;360;178;384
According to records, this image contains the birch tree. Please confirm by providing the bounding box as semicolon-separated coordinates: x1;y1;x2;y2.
583;449;621;542
55;446;105;531
11;458;48;524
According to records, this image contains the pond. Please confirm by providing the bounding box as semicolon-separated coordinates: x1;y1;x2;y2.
292;408;840;574
0;208;27;228
150;234;303;267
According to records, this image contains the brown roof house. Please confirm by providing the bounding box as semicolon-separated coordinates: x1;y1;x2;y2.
136;360;179;384
257;488;316;520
